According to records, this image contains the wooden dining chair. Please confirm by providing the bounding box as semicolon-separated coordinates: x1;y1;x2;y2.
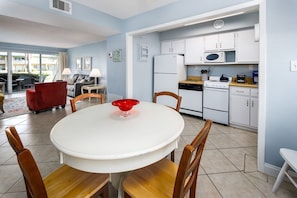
153;91;182;112
122;119;212;198
153;91;182;162
70;93;105;112
5;126;110;198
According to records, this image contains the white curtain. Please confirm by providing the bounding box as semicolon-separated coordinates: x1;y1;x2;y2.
58;52;68;80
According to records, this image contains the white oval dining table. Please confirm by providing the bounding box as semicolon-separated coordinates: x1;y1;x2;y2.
50;101;184;174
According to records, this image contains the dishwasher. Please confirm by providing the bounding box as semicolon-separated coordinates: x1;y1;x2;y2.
178;83;203;117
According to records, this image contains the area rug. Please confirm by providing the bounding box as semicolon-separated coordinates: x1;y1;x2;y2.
0;97;30;119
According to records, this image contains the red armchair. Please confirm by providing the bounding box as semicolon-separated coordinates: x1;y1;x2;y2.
26;81;67;113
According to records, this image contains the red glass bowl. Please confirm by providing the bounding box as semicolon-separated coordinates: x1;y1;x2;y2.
112;99;139;112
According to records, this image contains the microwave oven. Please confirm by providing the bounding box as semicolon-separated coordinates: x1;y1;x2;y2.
204;52;225;63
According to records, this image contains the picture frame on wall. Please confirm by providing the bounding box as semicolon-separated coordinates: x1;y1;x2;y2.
83;56;92;70
76;58;82;70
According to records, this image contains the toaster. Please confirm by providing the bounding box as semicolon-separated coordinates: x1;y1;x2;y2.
236;75;246;83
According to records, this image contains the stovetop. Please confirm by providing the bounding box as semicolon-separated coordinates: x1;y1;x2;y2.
204;76;232;88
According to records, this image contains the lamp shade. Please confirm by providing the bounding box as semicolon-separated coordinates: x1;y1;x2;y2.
62;68;72;75
89;68;101;77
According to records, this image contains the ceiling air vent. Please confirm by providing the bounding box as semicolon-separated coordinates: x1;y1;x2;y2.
50;0;72;14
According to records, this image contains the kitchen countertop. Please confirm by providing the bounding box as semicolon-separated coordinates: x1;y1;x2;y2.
180;76;258;88
179;80;204;85
229;82;258;88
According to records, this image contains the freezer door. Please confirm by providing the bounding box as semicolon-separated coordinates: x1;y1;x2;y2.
154;55;178;74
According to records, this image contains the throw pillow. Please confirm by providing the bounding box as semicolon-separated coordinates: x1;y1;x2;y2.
72;75;79;82
79;79;85;83
67;79;74;85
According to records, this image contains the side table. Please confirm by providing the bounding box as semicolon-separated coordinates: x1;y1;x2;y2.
81;84;106;101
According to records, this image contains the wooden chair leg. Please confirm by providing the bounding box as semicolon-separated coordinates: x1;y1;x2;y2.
101;183;109;198
171;150;175;162
92;183;109;198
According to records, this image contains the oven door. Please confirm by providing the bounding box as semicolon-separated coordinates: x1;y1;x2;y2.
203;87;229;111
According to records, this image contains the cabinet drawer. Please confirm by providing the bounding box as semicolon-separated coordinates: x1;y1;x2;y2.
250;88;258;97
230;87;249;96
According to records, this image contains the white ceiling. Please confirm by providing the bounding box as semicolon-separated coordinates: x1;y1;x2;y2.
71;0;179;19
0;0;179;49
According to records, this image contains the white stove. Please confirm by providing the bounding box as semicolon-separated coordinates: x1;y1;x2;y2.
204;76;232;89
203;76;232;125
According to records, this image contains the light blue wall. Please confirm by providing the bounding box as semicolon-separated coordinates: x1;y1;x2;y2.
265;0;297;167
67;41;107;84
133;33;160;101
106;34;126;98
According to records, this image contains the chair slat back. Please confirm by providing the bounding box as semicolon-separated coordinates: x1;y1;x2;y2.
17;149;48;198
70;93;105;112
153;91;182;112
173;119;212;198
5;126;25;154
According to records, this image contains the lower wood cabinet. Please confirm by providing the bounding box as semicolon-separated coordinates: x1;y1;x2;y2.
230;87;258;129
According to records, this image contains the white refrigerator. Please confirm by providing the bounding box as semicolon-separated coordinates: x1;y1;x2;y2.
153;54;186;108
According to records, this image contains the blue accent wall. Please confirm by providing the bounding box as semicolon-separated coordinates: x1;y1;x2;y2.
133;33;160;101
67;41;107;84
106;34;126;98
265;0;297;167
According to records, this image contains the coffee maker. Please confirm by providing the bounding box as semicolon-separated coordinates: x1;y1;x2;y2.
253;70;258;84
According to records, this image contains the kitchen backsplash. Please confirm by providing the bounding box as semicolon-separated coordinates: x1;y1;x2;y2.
187;65;258;79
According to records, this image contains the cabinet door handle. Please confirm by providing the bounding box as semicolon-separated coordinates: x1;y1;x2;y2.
247;100;249;107
252;100;254;107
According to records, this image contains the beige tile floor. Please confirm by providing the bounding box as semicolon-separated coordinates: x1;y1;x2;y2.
0;94;297;197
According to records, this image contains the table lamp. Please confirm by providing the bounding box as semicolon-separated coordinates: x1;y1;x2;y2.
90;68;101;85
62;68;72;81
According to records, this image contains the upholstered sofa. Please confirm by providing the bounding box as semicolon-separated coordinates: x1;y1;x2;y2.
66;74;95;97
26;81;67;113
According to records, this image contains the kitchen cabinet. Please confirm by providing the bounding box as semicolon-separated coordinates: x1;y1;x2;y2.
161;39;185;54
250;89;259;128
236;29;259;63
184;36;204;65
204;32;235;51
230;87;258;129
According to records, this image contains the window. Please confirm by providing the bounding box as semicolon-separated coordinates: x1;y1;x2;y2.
0;52;8;73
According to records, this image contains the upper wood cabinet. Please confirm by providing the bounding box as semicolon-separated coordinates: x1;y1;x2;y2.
161;39;185;54
236;29;259;63
184;36;204;65
204;32;235;51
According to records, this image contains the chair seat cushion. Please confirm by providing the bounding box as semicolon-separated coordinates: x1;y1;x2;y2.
122;158;178;198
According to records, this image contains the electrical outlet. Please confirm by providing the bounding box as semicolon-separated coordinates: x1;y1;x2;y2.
290;60;297;72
